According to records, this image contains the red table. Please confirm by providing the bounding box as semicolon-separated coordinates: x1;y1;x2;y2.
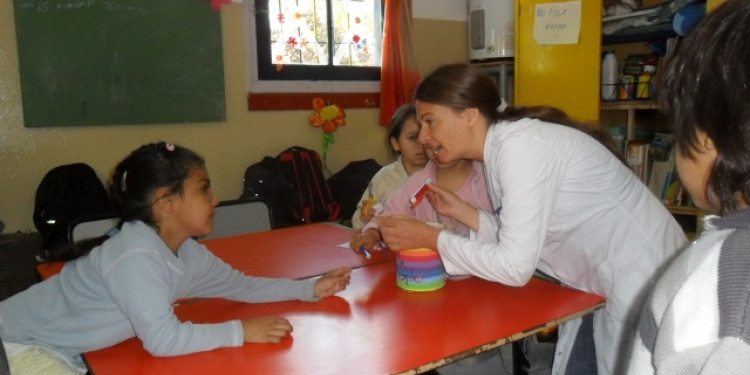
84;224;604;374
203;222;393;278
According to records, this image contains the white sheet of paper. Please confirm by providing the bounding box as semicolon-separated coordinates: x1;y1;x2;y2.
533;1;582;45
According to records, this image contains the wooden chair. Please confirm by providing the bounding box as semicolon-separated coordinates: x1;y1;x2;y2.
202;198;272;240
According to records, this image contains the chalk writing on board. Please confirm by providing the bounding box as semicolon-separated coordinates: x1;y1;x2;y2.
533;0;581;45
19;1;146;13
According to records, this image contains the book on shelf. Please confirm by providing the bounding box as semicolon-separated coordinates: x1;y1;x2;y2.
626;139;650;183
646;140;675;200
648;151;675;201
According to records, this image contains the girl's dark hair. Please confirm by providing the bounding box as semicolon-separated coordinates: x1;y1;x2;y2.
387;103;417;155
657;0;750;214
415;63;623;161
46;142;205;262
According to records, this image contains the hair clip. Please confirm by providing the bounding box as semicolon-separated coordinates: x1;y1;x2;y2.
497;98;508;113
120;171;128;192
166;143;175;152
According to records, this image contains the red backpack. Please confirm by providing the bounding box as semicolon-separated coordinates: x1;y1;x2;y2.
276;147;341;226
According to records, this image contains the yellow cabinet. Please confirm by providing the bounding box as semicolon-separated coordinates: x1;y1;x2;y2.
707;0;726;12
515;0;725;126
514;0;602;123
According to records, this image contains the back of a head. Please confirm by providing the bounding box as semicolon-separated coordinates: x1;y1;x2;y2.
414;64;502;124
658;0;750;213
110;142;205;228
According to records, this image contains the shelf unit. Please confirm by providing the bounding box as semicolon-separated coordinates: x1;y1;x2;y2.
665;205;701;216
600;99;659;140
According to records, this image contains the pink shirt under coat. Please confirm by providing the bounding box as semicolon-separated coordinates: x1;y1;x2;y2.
362;160;492;238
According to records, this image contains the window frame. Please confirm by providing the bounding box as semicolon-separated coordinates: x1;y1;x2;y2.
246;0;382;95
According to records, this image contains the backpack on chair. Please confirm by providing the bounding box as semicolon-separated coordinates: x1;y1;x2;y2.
277;146;341;226
240;156;292;228
33;163;111;250
327;158;382;223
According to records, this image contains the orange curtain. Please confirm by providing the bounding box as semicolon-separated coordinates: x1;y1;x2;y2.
379;0;420;126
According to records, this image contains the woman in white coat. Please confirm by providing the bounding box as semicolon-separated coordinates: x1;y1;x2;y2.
376;64;687;375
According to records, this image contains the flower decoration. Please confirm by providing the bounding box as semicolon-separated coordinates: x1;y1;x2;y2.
310;97;346;133
210;0;231;11
309;98;346;175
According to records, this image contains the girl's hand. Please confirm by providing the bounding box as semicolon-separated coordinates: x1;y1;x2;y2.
376;215;441;251
242;316;293;343
349;229;380;254
359;198;377;223
314;267;351;298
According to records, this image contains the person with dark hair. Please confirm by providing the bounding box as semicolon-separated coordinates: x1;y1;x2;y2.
375;64;687;375
628;1;750;373
351;103;428;229
0;142;351;374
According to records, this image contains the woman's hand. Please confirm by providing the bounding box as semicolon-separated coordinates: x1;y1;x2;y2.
349;229;381;254
376;215;441;251
426;184;480;231
242;316;293;343
314;267;351;298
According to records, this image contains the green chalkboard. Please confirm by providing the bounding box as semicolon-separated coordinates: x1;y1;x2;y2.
13;0;225;127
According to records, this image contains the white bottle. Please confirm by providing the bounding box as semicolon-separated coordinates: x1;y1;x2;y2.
601;50;618;101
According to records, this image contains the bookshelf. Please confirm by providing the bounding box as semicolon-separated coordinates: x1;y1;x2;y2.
600;100;659;141
665;205;701;216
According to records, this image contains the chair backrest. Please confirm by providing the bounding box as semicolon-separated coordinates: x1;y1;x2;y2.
202;198;272;240
0;333;9;375
68;213;119;244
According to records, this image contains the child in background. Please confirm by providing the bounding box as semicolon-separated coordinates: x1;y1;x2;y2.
351;143;498;375
351;149;491;252
351;103;428;230
627;1;750;373
0;142;351;375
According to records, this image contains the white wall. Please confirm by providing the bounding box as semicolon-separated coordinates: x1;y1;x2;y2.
413;0;467;21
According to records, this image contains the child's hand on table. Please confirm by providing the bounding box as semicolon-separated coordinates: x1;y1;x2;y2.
242;316;293;344
349;229;381;254
314;267;352;298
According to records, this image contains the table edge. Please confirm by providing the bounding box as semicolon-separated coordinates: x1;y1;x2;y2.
391;301;606;375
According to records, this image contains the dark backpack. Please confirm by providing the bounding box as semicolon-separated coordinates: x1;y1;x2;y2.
240;156;292;228
242;147;341;227
327;159;382;223
33;163;111;249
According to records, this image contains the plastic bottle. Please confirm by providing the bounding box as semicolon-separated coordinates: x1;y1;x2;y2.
637;64;656;99
601;50;618;101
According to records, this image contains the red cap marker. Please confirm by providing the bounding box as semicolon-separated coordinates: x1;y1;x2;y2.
409;178;433;209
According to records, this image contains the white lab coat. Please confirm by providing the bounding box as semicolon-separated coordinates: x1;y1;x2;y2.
437;118;687;375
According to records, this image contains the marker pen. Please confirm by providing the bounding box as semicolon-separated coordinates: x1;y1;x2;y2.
409;178;433;208
359;246;372;259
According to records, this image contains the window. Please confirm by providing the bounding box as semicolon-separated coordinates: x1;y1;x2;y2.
247;0;383;99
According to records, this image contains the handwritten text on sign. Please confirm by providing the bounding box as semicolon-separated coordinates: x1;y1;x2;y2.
533;1;581;45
